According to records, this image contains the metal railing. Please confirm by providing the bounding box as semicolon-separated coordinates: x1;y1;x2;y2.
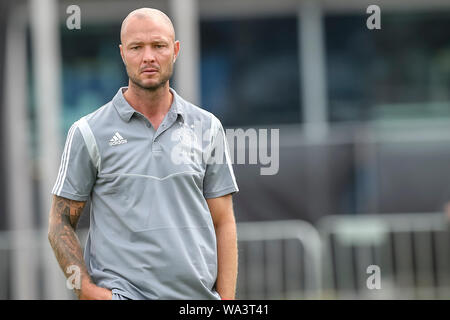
0;213;448;299
236;220;322;299
318;213;450;299
0;228;72;300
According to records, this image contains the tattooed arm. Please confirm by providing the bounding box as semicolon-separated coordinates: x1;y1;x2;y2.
47;195;112;300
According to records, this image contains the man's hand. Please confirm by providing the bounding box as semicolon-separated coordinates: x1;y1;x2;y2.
79;280;113;300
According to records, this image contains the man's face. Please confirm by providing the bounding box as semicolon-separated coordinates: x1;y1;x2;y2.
120;16;179;91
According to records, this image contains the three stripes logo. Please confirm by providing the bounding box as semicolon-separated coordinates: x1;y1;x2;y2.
109;132;128;146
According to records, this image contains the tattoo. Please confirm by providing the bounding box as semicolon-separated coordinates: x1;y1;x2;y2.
48;195;92;296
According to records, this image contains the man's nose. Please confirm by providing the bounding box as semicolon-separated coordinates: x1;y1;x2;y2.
142;46;155;63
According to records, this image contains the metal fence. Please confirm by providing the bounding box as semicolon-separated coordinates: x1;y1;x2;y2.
0;213;448;299
236;220;322;299
318;213;450;300
0;228;72;299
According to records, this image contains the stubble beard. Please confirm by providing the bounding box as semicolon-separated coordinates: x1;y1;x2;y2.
127;63;174;92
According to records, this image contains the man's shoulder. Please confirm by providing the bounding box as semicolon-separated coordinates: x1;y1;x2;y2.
68;98;121;136
176;94;222;128
82;100;116;124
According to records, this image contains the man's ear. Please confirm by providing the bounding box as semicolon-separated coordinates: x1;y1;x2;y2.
173;40;180;63
119;44;126;65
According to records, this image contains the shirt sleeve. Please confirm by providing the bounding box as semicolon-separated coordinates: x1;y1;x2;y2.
203;115;239;199
51;121;97;201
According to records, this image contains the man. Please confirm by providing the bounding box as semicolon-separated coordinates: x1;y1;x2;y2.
48;8;239;300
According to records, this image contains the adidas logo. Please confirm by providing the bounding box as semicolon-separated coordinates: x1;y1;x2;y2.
109;132;128;146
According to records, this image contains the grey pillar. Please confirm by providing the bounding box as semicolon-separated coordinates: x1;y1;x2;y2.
29;0;71;299
298;1;332;218
298;0;328;141
4;2;38;300
168;0;200;105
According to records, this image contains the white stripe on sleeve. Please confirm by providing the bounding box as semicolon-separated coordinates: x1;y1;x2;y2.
52;123;77;194
52;121;79;195
220;123;238;190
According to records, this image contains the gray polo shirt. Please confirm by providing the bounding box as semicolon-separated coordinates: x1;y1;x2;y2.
51;87;238;300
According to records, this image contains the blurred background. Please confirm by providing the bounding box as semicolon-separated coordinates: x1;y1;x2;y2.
1;0;450;299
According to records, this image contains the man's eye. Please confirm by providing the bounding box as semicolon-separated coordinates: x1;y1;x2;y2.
155;44;165;49
131;46;140;50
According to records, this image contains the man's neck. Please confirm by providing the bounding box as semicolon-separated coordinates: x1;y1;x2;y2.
123;81;173;121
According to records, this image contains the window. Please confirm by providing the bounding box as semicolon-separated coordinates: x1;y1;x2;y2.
326;12;450;122
200;17;301;127
61;24;127;133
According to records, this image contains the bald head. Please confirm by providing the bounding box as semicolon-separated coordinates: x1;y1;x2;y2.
120;8;176;44
119;8;180;92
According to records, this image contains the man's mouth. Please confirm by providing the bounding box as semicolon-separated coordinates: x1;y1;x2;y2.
141;68;159;74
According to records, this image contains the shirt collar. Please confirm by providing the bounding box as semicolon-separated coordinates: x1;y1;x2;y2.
112;87;185;123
